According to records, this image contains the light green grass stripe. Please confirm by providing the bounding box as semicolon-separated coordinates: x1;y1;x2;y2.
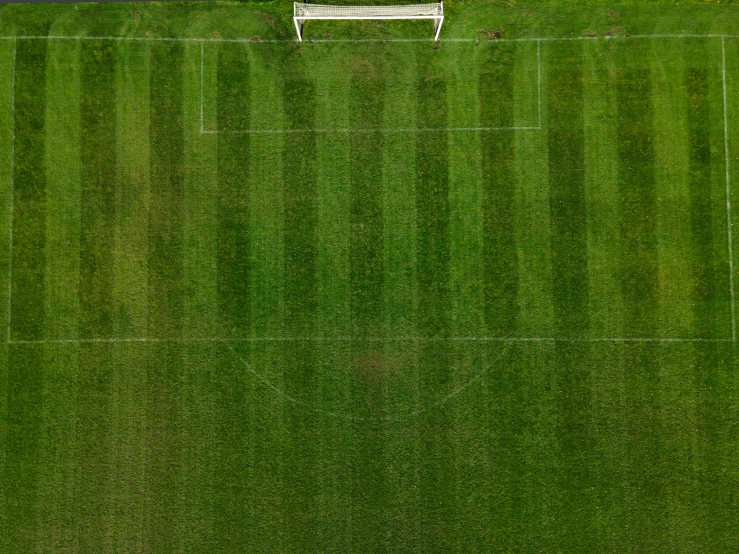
180;41;218;550
651;38;694;338
415;49;455;552
33;38;80;552
247;52;289;552
108;40;150;551
446;43;483;338
583;41;622;338
0;38;13;525
43;39;80;341
282;62;322;552
515;41;553;337
380;45;422;550
309;47;352;549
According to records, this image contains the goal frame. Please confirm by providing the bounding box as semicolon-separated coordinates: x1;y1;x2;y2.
293;2;444;42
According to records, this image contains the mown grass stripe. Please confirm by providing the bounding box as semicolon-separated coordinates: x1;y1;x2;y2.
10;39;46;341
79;40;116;339
547;41;598;551
479;43;518;335
347;59;389;552
44;39;81;342
145;41;186;551
415;49;455;552
216;43;250;337
687;66;717;336
3;38;47;552
617;67;658;336
282;68;321;552
109;40;150;550
73;39;119;550
548;43;588;336
616;44;665;550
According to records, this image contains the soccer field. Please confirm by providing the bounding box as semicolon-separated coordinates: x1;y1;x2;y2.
1;1;738;552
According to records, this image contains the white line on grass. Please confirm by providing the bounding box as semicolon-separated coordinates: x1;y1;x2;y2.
224;342;512;422
7;335;732;345
722;37;737;341
201;126;541;134
200;42;204;134
537;39;542;128
6;39;15;343
4;33;739;44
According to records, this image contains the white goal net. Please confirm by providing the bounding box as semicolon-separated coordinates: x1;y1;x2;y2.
293;2;444;41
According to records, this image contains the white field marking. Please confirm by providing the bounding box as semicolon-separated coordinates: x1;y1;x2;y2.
723;37;737;342
199;39;543;133
7;335;732;345
537;39;542;128
6;38;15;343
201;126;541;134
200;42;204;134
224;341;512;423
4;33;739;44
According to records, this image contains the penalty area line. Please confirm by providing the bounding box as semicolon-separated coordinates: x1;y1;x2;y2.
6;38;15;343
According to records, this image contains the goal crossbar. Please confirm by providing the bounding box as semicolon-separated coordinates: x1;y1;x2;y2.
293;2;444;41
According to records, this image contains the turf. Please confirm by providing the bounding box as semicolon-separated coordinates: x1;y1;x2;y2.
1;1;739;552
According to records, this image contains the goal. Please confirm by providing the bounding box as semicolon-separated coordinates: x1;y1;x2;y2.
293;2;444;42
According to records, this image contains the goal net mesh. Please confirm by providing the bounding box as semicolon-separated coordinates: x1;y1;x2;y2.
294;2;443;19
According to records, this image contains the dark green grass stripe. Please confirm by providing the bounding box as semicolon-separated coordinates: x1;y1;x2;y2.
693;343;737;550
76;40;117;545
3;40;47;547
415;51;455;553
148;42;185;338
145;42;186;551
479;43;518;335
347;65;388;552
79;40;116;339
617;68;658;336
548;44;588;336
3;346;44;551
216;44;250;337
75;343;114;550
281;73;321;553
349;74;384;337
548;43;594;550
10;39;46;341
686;65;716;337
616;57;665;548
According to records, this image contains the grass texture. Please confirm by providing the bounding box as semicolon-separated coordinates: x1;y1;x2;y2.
1;1;739;552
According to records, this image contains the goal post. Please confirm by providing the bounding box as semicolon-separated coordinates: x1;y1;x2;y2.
293;2;444;41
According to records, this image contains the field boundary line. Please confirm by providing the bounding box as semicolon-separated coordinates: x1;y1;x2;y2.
6;38;15;343
722;37;737;341
4;33;739;44
6;335;732;345
224;342;513;422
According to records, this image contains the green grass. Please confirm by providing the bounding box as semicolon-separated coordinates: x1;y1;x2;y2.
1;1;739;552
